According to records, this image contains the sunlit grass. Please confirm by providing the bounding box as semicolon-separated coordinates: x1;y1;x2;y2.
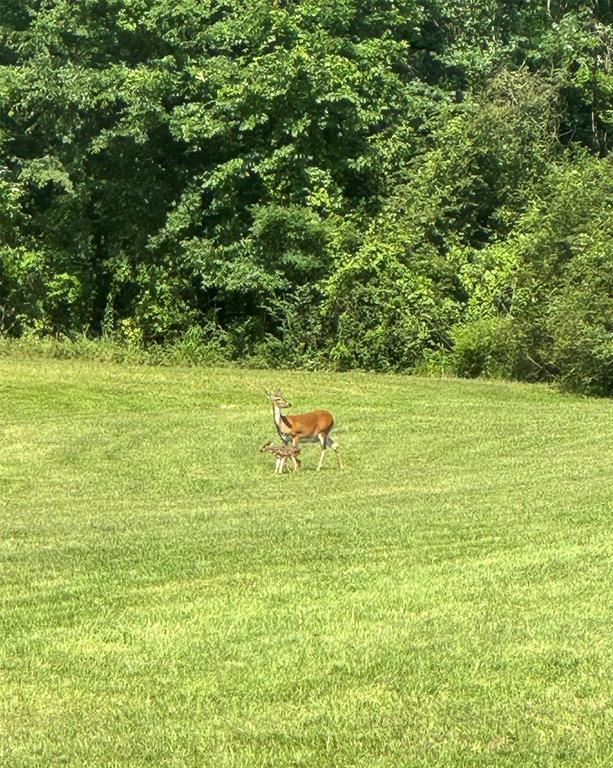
1;357;612;767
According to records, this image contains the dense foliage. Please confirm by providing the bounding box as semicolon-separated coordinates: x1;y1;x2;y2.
1;1;612;394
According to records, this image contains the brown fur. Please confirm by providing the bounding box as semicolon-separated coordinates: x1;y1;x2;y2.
260;441;302;473
265;389;341;470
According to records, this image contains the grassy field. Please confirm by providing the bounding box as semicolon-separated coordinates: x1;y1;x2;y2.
1;356;612;767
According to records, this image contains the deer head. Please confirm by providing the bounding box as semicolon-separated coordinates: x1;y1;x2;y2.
264;389;292;408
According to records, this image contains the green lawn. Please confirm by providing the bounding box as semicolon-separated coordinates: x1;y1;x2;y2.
1;356;612;767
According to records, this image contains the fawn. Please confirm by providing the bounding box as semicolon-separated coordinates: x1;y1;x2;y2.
260;440;302;474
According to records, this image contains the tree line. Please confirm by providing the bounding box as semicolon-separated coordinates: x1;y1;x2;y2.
1;1;611;394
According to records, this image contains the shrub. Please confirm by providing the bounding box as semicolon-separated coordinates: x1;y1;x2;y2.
450;317;528;380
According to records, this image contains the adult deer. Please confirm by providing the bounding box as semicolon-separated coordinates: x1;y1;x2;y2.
265;389;341;471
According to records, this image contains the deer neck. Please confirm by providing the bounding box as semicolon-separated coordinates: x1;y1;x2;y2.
272;403;293;442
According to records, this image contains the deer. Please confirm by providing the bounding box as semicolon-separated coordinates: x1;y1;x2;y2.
265;389;341;471
259;441;302;474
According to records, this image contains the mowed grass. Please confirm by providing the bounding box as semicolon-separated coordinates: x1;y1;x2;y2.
0;357;612;768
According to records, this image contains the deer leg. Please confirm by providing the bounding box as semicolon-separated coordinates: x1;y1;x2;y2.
275;457;283;474
290;436;302;471
316;448;326;471
326;436;342;469
316;433;327;471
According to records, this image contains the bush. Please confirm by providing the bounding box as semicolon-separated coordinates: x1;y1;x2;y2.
546;249;613;396
449;317;528;380
454;154;613;395
317;241;461;372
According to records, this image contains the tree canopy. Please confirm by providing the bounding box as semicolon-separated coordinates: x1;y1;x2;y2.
1;1;612;394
